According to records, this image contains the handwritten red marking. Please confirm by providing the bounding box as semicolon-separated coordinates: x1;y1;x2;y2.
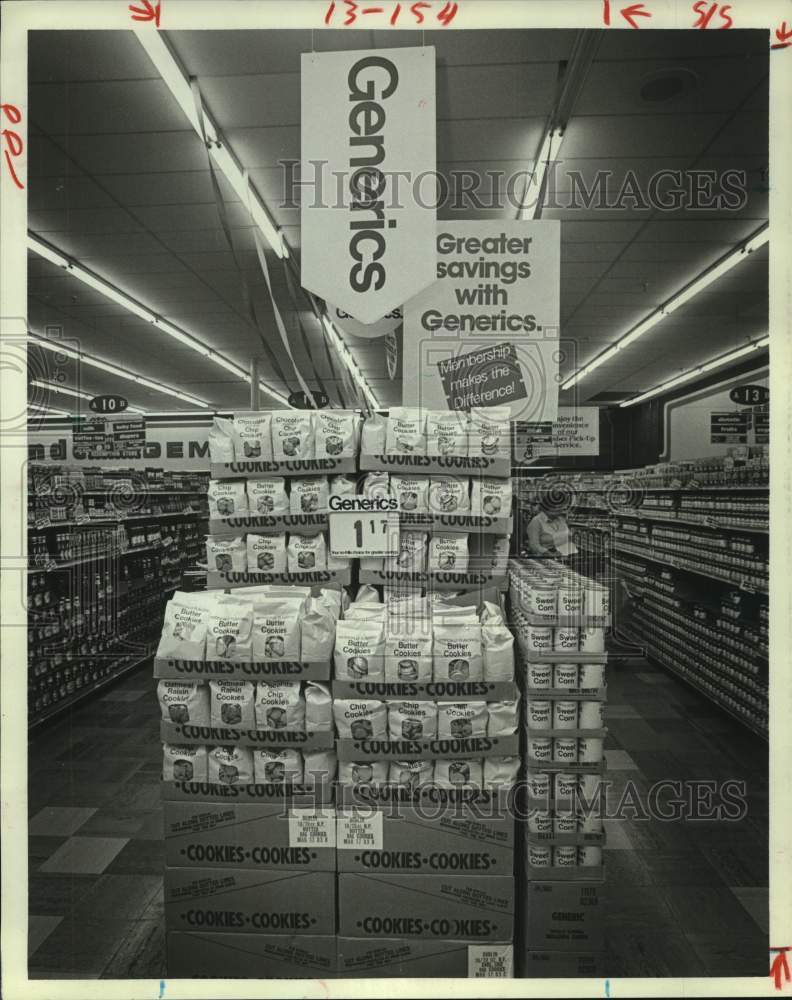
436;1;458;24
692;2;732;28
772;20;792;48
390;2;402;24
770;948;791;989
620;2;652;28
128;0;161;27
342;0;358;24
1;103;24;190
410;1;431;22
603;0;611;25
325;1;336;24
362;6;385;12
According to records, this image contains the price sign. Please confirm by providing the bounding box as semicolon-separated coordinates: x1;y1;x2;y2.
328;495;400;558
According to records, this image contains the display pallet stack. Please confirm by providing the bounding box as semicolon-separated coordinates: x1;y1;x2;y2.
510;559;608;978
334;446;516;979
28;464;208;726
160;446;350;979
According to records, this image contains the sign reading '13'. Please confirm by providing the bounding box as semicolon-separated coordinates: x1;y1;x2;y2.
301;47;437;324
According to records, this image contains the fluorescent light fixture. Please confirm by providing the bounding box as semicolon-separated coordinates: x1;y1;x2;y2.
134;31;287;260
322;316;380;409
31;378;92;401
562;223;769;390
28;403;70;417
519;127;564;220
28;235;289;407
619;335;769;407
29;333;208;407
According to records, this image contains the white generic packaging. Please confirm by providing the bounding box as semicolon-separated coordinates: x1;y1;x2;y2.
334;620;385;681
386;408;426;456
247;478;289;515
206;597;254;662
207;745;255;785
468;406;511;459
428;534;469;573
434;759;483;788
272;411;315;461
315;411;358;459
383;631;433;682
471;478;512;517
428;477;470;515
339;760;388;786
254;681;306;731
433;624;483;681
253;749;303;784
390;475;429;513
290;477;329;515
232;412;273;462
388;701;439;741
157;593;211;661
385;531;427;574
208;417;235;463
437;702;487;740
157;680;210;726
246;534;287;574
209;680;256;729
208;480;248;519
332;700;388;740
163;743;209;783
426;411;469;457
251;595;303;660
206;536;247;574
287;534;327;573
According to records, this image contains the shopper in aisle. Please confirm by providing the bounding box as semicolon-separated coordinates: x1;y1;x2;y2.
524;498;578;559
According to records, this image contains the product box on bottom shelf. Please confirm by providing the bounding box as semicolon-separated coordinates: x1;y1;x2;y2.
337;937;514;978
335;804;514;874
338;873;514;941
163;799;336;871
164;867;336;935
521;881;604;953
167;932;337;978
521;950;600;978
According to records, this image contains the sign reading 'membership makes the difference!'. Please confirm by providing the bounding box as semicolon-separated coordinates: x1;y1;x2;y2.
301;47;437;324
404;221;561;421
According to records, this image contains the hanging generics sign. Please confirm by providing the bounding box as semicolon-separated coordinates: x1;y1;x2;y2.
301;47;437;324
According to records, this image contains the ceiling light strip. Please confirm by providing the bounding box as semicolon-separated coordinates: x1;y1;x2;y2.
29;334;207;407
28;235;290;406
133;31;375;411
135;30;286;260
518;126;564;221
619;336;769;408
562;224;770;390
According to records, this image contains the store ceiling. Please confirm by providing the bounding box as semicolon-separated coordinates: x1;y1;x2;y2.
27;28;768;413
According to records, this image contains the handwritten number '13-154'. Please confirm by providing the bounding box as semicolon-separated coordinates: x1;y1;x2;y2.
1;104;24;189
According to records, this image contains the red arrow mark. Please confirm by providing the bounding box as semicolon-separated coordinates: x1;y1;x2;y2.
770;948;791;989
129;0;161;27
621;2;652;28
772;21;792;48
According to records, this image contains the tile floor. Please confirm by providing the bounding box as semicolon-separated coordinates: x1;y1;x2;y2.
27;657;769;978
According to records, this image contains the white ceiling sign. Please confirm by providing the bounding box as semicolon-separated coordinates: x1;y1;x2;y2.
329;304;402;340
301;47;437;324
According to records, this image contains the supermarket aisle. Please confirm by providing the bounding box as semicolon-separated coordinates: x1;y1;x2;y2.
26;657;768;979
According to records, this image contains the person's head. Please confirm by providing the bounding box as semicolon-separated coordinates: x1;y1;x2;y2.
537;494;565;521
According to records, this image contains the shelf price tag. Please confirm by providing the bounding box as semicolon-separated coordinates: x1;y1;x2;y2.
328;495;400;558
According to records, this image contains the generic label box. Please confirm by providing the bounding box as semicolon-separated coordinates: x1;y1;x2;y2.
339;873;513;941
337;938;514;978
167;932;337;978
336;805;514;874
163;800;336;871
164;867;336;935
522;881;604;953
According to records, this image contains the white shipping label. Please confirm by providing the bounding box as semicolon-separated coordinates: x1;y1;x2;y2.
467;945;514;978
287;808;337;849
337;810;384;851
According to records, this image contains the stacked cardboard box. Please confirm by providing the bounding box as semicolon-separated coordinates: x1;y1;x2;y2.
510;559;608;977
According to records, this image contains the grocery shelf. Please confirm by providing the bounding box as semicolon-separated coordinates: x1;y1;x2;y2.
30;510;205;531
613;541;767;594
28;649;153;729
612;510;768;534
30;544;162;572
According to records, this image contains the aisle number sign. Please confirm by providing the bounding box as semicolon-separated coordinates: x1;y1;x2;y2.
329;495;401;557
301;47;437;323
